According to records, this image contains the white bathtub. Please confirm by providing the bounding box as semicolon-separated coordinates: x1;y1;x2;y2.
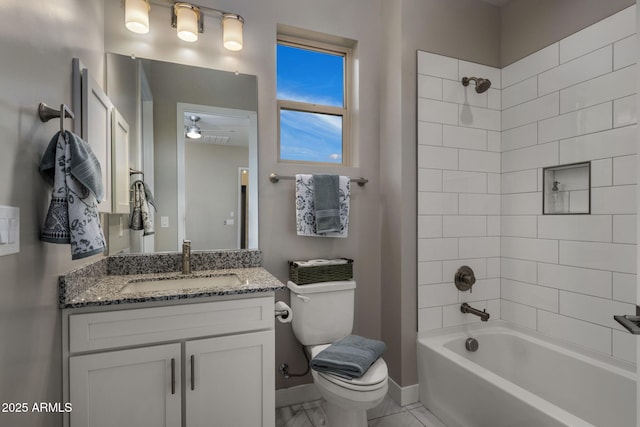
417;322;636;427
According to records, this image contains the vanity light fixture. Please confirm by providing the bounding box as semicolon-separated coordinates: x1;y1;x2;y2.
185;116;202;139
173;3;202;42
125;0;151;34
171;2;244;50
221;14;244;51
125;1;245;50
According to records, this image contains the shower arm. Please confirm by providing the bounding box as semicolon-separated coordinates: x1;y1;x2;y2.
461;76;491;93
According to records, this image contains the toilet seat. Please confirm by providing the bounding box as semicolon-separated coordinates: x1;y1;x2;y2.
309;344;388;392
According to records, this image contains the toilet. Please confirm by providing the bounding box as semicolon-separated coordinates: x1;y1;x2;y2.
287;280;388;427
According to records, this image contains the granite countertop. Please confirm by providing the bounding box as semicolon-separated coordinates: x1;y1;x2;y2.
63;267;285;308
59;250;286;309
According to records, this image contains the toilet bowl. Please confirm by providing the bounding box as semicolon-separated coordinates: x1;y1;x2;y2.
309;344;388;426
287;281;389;427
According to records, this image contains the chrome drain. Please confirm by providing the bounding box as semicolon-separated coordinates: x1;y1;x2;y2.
465;337;479;352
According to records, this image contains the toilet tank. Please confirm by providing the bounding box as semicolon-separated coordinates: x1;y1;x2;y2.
287;280;355;346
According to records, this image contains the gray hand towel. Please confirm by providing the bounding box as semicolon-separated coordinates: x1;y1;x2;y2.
295;174;350;238
40;131;104;200
40;131;106;259
313;174;341;234
311;335;386;380
130;180;155;236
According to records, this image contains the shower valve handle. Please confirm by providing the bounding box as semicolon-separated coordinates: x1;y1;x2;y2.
455;266;476;293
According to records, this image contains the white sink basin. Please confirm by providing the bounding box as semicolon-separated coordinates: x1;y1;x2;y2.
120;274;242;294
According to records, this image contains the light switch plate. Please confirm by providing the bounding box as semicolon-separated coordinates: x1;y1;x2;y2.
0;206;19;256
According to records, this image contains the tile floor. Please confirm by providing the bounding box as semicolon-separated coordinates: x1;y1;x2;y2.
276;395;447;427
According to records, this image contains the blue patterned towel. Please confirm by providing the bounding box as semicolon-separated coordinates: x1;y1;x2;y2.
40;131;106;259
311;335;386;379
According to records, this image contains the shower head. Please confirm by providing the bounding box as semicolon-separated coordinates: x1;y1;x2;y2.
462;76;492;94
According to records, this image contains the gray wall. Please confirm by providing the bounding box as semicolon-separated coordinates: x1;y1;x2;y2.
380;0;502;387
501;0;636;66
404;0;502;67
185;143;248;250
380;0;405;388
105;0;383;390
0;1;105;426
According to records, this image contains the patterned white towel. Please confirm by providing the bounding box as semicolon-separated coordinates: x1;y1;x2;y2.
40;131;106;259
130;180;155;236
295;174;350;238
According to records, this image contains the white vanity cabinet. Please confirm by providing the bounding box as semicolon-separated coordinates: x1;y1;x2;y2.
185;331;274;426
69;344;182;427
63;296;275;427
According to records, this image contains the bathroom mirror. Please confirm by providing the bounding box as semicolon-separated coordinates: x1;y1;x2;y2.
105;53;258;253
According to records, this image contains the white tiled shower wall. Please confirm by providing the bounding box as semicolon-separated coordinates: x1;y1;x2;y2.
417;5;638;364
416;52;503;331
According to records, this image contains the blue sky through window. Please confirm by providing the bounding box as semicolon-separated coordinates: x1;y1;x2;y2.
277;43;345;163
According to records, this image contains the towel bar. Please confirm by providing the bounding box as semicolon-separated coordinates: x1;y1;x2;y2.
38;102;74;133
269;173;368;187
129;168;145;180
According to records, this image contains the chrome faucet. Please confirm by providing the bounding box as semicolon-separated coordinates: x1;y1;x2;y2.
182;240;191;275
460;303;490;322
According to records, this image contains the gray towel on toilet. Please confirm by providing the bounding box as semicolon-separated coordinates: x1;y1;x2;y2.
311;335;386;380
313;174;341;234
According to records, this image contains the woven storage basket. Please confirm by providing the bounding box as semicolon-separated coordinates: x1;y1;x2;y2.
288;258;354;285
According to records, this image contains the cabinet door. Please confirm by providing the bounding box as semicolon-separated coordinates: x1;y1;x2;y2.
69;343;181;427
82;68;113;213
185;330;275;427
111;107;130;214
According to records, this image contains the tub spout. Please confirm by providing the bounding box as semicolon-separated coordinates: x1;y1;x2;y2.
461;303;490;321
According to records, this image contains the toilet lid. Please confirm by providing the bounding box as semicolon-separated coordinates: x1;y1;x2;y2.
309;344;388;390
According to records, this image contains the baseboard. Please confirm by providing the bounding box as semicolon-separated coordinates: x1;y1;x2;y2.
276;378;419;408
275;383;321;408
387;378;419;407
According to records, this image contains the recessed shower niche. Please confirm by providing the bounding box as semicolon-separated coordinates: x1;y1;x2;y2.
543;162;590;215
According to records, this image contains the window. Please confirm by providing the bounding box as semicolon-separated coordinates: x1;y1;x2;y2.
277;36;350;164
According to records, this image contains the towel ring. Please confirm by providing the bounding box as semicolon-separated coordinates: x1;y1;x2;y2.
129;168;145;181
39;102;75;133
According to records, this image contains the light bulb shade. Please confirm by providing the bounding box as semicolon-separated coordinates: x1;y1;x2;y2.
175;4;200;42
222;14;244;51
186;125;202;139
125;0;150;34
